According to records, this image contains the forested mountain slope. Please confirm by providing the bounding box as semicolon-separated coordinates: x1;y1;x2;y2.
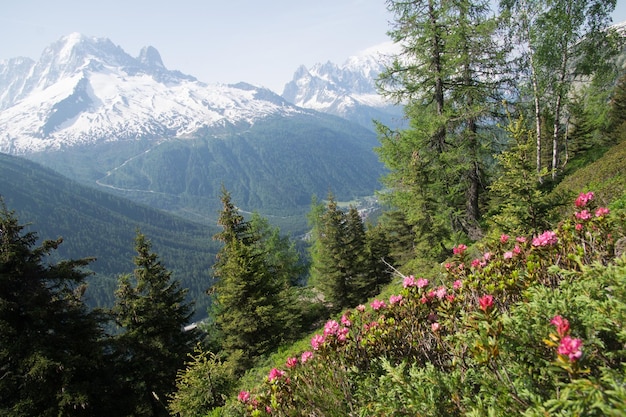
0;152;218;318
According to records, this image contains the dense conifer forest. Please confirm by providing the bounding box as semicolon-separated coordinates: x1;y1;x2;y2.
2;0;626;416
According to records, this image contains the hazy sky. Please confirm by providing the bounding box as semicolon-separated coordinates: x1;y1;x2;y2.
1;0;625;94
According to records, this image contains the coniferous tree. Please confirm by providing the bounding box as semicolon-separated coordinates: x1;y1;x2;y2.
0;203;107;416
211;188;299;374
309;195;352;311
112;231;197;417
377;0;506;246
308;195;391;311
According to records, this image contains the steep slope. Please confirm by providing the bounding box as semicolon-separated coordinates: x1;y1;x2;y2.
282;42;404;130
0;152;218;319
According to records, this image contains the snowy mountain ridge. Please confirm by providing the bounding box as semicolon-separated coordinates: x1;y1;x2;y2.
0;33;300;154
281;41;403;129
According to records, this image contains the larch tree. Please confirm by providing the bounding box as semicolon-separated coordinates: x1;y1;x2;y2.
112;231;197;417
377;0;507;262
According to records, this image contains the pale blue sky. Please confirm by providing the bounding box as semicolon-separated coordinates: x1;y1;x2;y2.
1;0;625;93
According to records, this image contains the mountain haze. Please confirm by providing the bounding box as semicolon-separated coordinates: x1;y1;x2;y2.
0;34;387;233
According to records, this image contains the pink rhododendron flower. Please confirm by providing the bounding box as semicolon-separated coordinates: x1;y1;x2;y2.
420;296;428;304
458;263;465;270
446;294;455;302
445;262;453;270
341;314;352;327
324;320;340;336
238;391;250;402
557;336;583;361
575;191;594;207
431;322;440;332
575;210;592;220
575;223;583;231
471;258;481;268
532;230;558;247
389;294;403;305
417;277;429;288
266;406;272;413
356;304;366;312
403;275;416;288
503;251;513;259
516;236;527;243
285;356;298;368
453;244;468;255
337;327;349;342
311;334;325;350
300;351;313;363
453;279;462;290
370;299;386;310
513;245;521;254
483;252;491;261
268;367;285;381
435;286;447;299
500;234;510;244
595;207;610;217
550;315;570;338
478;294;494;312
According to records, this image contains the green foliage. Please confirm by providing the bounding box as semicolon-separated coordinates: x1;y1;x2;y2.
308;194;393;313
0;203;108;416
112;231;198;417
229;191;626;416
169;345;235;416
488;115;557;236
0;152;218;320
211;188;303;374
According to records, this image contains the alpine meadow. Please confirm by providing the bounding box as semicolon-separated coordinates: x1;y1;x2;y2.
2;0;626;416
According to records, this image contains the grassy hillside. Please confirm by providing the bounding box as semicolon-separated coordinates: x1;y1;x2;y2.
0;152;220;320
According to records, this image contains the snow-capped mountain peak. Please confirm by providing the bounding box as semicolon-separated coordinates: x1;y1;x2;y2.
281;41;403;130
0;34;302;154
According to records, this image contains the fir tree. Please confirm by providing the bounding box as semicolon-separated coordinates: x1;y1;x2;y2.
112;231;197;417
0;203;107;416
211;188;299;374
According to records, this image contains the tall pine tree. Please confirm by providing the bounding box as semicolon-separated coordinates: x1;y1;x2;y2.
211;188;299;374
0;203;108;416
112;231;197;417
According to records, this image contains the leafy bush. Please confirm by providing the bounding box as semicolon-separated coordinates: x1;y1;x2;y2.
224;191;626;416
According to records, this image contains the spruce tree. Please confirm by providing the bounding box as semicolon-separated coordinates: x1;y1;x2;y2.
0;203;107;416
211;188;298;374
112;231;197;417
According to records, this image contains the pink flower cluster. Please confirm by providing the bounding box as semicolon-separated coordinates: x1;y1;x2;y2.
575;191;594;207
558;336;583;361
551;315;583;362
595;207;610;218
532;230;558;247
311;334;325;350
453;244;468;255
370;299;386;310
550;315;570;338
403;275;429;289
478;294;494;312
268;367;285;382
